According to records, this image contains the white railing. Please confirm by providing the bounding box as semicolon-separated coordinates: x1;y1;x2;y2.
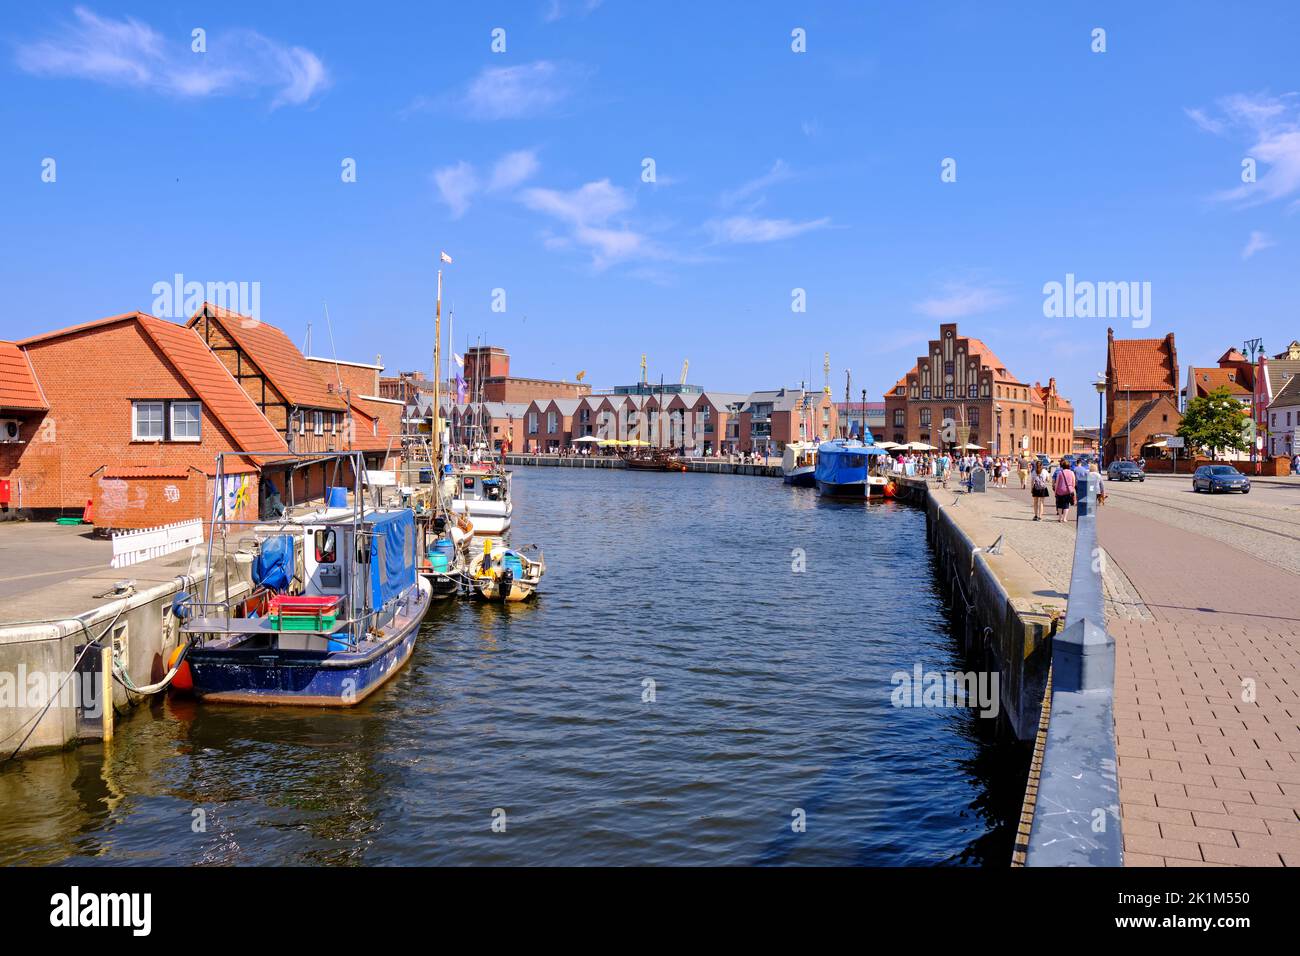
111;518;204;569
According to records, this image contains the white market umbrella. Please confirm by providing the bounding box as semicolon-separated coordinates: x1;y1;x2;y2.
572;435;601;443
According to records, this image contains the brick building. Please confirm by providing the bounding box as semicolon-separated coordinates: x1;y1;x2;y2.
2;312;284;528
188;305;396;499
463;345;590;404
884;323;1074;457
738;388;838;453
1104;328;1182;462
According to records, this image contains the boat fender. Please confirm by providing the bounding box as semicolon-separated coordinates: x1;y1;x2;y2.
170;591;192;621
166;644;193;693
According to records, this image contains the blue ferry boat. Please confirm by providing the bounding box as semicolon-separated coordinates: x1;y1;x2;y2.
180;452;432;707
813;438;887;497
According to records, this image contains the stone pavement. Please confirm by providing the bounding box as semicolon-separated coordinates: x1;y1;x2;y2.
1098;504;1300;866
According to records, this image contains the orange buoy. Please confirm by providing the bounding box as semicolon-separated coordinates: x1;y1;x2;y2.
883;481;897;499
167;644;193;693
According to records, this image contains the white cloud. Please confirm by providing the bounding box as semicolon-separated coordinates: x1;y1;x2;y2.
431;150;539;218
463;60;580;120
1188;92;1300;207
15;6;328;108
706;215;830;244
519;179;653;268
543;0;604;22
720;160;794;208
432;162;479;219
488;150;540;193
1241;230;1276;259
914;282;1011;319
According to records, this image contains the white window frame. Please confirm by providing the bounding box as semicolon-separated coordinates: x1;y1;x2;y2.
314;410;324;436
170;401;202;442
547;411;557;433
527;411;538;435
132;401;166;441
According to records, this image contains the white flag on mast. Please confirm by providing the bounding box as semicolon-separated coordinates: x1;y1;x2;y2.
440;251;453;263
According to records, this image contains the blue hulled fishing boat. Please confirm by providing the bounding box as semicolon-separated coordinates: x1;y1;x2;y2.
813;438;888;497
180;452;432;706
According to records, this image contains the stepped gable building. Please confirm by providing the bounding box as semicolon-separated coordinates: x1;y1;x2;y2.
884;323;1074;457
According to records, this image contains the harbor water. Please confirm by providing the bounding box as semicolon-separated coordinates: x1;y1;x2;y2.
0;467;1027;866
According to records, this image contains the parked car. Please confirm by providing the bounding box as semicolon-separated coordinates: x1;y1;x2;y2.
1192;464;1251;494
1035;454;1050;469
1107;461;1145;482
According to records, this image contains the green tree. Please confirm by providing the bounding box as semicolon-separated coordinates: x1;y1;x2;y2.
1177;385;1250;460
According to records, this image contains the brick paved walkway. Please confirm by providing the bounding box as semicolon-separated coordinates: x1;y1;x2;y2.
1099;506;1300;866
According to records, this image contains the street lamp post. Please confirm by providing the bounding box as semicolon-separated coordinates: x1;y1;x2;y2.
1094;375;1107;469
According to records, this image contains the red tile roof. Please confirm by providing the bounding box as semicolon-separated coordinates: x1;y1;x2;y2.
345;397;395;452
0;341;48;410
136;315;289;457
1186;366;1250;399
189;304;347;412
891;334;1021;392
1110;337;1177;391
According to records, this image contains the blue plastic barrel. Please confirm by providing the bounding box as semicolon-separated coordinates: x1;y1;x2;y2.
428;553;449;572
325;486;348;508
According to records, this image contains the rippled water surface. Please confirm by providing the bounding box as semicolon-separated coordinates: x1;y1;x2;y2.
0;467;1026;866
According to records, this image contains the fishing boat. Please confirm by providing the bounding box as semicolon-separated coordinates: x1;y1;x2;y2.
814;438;888;497
468;540;545;602
781;441;818;486
180;451;432;706
448;462;513;534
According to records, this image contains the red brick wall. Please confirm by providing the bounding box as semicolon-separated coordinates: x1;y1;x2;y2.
484;377;590;403
10;321;256;518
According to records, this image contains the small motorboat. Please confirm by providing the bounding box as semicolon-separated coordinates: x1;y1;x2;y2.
781;442;817;487
468;541;545;602
448;465;513;535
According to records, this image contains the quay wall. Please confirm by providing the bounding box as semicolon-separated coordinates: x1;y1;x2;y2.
504;454;781;477
894;477;1055;741
0;552;251;760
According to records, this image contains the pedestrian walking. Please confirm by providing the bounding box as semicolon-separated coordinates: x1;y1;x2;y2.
1053;458;1076;522
1030;462;1050;520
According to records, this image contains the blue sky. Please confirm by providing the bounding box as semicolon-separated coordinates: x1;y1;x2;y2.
3;1;1299;424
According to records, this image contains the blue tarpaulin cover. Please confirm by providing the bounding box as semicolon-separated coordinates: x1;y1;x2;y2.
254;535;295;592
369;510;417;609
814;439;887;486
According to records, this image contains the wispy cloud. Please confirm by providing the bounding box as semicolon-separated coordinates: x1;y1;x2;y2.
706;215;831;244
432;149;540;218
720;160;794;208
1241;230;1276;259
432;161;480;219
914;282;1012;319
462;60;582;120
15;6;328;108
488;150;541;192
519;179;655;268
542;0;604;22
1188;92;1300;208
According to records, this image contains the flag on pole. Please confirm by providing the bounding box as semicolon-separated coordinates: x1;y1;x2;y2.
440;251;453;263
453;352;464;368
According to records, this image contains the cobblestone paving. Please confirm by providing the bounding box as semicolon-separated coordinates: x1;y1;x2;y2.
1104;475;1300;575
943;481;1150;622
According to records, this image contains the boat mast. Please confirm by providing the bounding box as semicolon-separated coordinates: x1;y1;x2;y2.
434;263;442;469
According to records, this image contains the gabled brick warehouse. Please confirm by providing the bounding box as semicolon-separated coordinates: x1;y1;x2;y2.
4;312;286;528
